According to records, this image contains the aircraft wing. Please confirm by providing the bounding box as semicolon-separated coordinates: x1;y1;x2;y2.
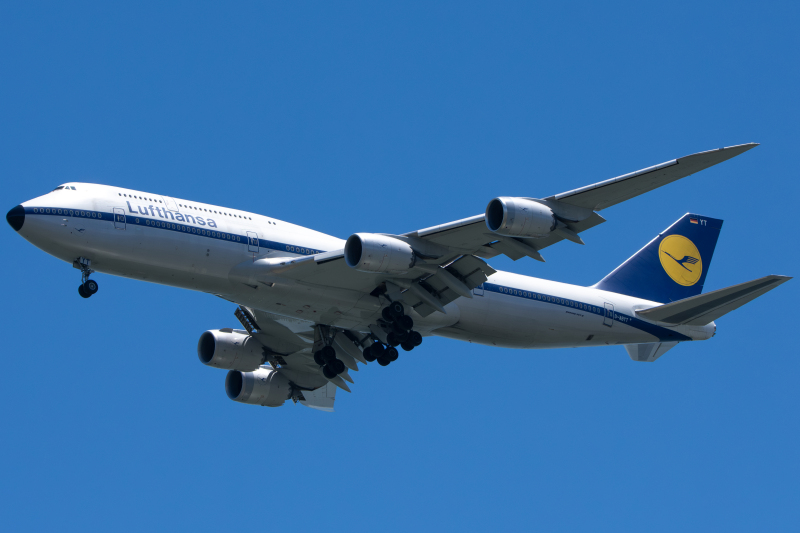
230;305;382;409
550;143;758;211
404;143;758;262
232;144;757;317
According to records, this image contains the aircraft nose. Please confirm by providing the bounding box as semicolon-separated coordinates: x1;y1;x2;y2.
6;205;25;231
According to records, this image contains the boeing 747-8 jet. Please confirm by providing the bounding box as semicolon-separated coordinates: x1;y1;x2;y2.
7;143;790;411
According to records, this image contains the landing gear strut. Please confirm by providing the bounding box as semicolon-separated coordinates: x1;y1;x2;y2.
74;257;99;299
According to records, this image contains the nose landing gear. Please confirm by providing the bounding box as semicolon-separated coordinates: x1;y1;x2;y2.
74;257;99;298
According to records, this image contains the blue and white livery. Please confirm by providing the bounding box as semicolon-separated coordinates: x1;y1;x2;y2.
6;143;790;411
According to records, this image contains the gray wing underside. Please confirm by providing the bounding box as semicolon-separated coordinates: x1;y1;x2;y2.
261;251;496;318
235;307;368;405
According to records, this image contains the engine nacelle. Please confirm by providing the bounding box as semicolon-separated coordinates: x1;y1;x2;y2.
485;197;556;238
197;329;265;371
225;367;292;407
344;233;416;274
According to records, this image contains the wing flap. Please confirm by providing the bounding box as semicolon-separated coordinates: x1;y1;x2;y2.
636;275;791;325
396;255;495;317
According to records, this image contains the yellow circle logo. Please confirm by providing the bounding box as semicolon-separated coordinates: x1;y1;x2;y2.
659;235;702;286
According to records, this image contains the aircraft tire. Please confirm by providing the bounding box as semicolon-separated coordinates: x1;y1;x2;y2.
313;350;325;366
322;365;337;379
385;347;399;362
377;357;390;367
84;279;98;294
78;285;90;298
332;359;345;374
397;315;413;331
409;331;422;346
363;345;376;362
388;301;404;318
400;341;414;352
386;332;399;346
372;343;386;357
321;345;336;362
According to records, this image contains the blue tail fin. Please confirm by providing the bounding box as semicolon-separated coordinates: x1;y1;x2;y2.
594;214;723;303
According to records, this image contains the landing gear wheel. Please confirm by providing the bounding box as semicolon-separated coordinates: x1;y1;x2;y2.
377;357;391;366
409;331;422;347
397;315;413;331
372;343;386;358
385;346;399;362
388;301;404;318
363;345;377;362
320;345;336;362
78;285;90;298
331;358;345;374
84;279;99;294
401;341;415;352
386;332;400;347
391;321;408;335
314;350;325;366
322;365;337;379
381;307;394;322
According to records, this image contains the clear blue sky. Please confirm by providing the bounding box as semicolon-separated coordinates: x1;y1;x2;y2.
2;2;798;531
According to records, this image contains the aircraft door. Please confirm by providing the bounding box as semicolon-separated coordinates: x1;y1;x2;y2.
603;302;614;327
113;208;126;230
246;231;259;253
161;196;180;212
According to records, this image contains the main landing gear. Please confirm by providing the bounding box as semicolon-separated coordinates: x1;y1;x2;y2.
362;302;423;366
313;345;346;379
74;257;99;299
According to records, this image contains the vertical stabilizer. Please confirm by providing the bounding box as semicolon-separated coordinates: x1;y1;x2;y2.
594;214;722;303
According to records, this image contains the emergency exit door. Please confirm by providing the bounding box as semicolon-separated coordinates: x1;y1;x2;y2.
603;302;614;327
246;231;259;253
113;208;126;230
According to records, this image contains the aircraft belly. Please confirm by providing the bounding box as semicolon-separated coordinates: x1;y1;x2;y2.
437;289;667;349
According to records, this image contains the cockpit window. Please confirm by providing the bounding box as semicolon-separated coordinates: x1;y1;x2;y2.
53;186;65;191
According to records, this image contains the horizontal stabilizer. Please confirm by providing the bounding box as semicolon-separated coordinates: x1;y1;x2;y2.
636;275;791;326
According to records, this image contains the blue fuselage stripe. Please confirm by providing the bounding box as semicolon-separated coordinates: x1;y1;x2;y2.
24;206;326;256
483;282;691;342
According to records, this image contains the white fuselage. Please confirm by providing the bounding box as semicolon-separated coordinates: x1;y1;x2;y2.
13;183;715;349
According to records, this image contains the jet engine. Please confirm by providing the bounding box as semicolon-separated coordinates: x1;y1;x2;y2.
485;197;557;238
197;329;266;371
225;367;292;407
344;233;416;274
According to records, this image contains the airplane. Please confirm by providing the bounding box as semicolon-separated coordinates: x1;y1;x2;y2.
6;143;790;411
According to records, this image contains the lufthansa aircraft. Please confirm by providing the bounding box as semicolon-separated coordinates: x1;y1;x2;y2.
6;143;790;411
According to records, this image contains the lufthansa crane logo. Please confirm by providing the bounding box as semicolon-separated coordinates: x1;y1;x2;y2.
659;235;702;286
